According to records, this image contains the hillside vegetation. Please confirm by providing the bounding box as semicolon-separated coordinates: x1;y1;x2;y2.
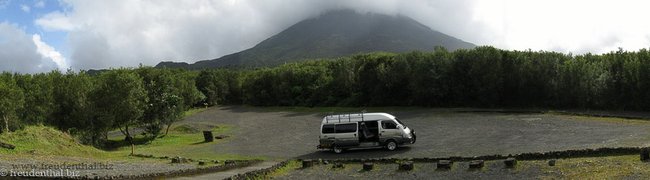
0;125;107;157
1;46;650;146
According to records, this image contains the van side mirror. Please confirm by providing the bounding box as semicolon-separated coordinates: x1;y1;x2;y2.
397;124;404;129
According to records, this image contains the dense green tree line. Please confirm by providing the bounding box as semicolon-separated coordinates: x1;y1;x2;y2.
0;68;203;146
1;46;650;145
234;46;650;110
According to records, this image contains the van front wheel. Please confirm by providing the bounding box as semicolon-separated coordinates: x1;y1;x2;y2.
386;141;397;151
333;146;343;154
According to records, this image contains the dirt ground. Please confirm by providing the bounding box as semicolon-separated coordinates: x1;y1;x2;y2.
183;106;650;160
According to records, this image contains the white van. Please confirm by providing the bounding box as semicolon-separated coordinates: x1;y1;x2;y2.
317;112;416;153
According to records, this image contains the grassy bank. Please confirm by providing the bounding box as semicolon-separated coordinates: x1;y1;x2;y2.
0;123;255;161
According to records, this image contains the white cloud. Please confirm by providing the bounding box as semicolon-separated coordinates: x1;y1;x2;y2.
34;0;45;8
33;34;68;70
32;0;650;70
20;4;29;12
473;0;650;54
0;22;58;73
35;11;77;31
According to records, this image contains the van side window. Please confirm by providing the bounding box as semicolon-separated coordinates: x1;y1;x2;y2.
322;124;335;134
382;121;397;129
335;123;357;133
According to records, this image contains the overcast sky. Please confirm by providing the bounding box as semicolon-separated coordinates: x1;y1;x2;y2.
1;0;650;73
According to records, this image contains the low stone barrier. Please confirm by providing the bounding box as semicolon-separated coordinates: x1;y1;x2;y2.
30;159;262;180
325;147;646;163
227;160;290;180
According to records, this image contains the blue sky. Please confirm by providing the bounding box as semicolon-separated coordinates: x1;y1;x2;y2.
1;0;650;73
1;0;68;72
1;0;66;51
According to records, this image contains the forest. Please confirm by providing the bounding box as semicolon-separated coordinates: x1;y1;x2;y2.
1;46;649;145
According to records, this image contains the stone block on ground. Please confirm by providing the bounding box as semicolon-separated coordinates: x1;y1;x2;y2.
332;163;344;169
398;161;414;171
203;131;214;142
363;162;374;171
0;141;15;149
215;135;230;139
469;160;484;169
641;148;650;161
437;160;452;169
302;159;313;168
504;158;517;168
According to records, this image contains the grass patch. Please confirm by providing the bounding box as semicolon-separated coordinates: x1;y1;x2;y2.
108;124;259;161
530;155;650;179
184;107;209;117
172;124;200;133
0;125;109;158
257;160;301;179
0;124;256;162
553;114;650;125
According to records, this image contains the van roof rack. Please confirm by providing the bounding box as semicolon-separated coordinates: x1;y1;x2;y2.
325;110;366;123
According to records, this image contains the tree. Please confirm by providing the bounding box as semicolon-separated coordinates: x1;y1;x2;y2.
92;69;147;140
196;70;228;106
51;70;93;133
0;73;24;133
15;73;54;125
173;70;205;108
138;68;184;136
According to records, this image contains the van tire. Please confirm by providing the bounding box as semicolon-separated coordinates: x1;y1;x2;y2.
410;132;416;144
386;140;397;151
333;146;343;154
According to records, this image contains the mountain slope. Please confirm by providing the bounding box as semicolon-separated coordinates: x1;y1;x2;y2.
157;10;475;68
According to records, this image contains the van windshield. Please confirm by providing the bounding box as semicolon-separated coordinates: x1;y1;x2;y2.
395;118;406;126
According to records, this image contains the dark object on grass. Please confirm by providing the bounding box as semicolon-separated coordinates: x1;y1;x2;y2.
198;160;206;165
469;160;484;169
0;141;16;149
171;157;189;163
215;135;230;139
225;160;236;166
437;160;452;169
363;162;374;171
332;163;344;169
399;161;414;171
548;159;556;166
203;131;214;142
641;148;650;161
504;158;517;168
302;159;313;168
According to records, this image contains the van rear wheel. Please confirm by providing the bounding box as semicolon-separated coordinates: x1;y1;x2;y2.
333;146;343;154
386;141;397;151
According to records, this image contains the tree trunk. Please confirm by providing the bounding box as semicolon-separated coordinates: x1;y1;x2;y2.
165;123;172;135
119;127;127;136
125;125;132;142
3;115;8;133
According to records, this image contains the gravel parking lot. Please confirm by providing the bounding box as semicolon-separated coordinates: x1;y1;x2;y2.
184;106;650;159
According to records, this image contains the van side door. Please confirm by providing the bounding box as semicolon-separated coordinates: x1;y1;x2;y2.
379;120;401;143
334;123;359;147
